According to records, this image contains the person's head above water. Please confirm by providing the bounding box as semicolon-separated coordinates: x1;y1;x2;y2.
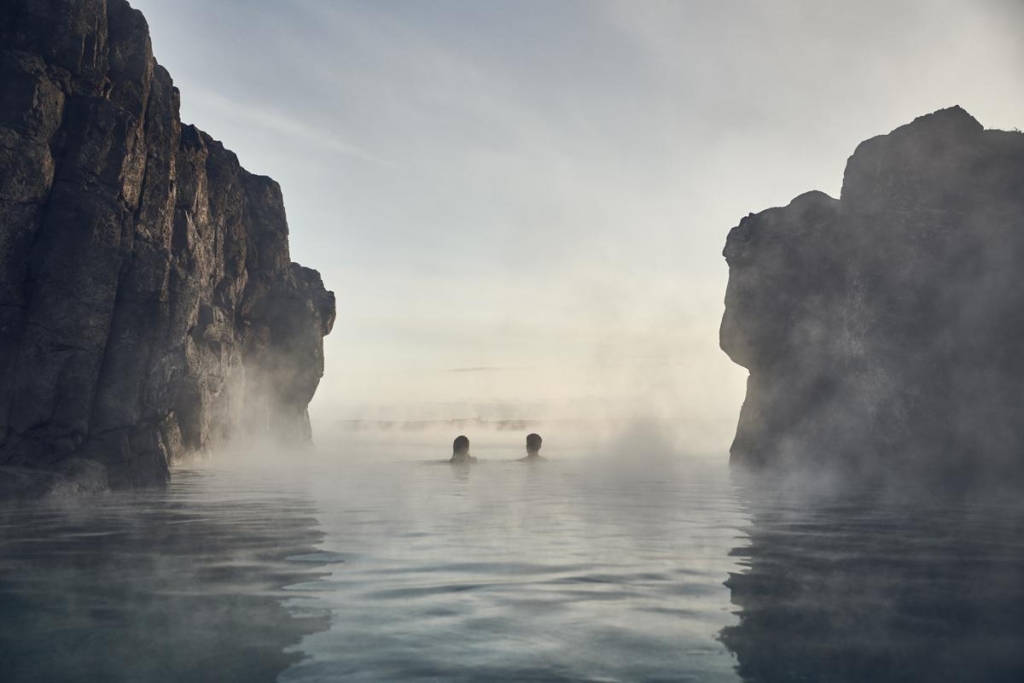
526;433;543;457
451;435;477;464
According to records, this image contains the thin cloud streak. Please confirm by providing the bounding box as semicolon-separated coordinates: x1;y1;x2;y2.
188;87;396;168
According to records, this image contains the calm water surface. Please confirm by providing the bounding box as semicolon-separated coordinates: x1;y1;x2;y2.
1;447;1023;682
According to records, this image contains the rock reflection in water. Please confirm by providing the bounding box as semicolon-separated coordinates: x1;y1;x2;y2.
0;468;331;683
722;474;1024;683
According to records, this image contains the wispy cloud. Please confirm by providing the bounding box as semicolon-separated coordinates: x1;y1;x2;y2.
188;86;396;168
134;0;1024;436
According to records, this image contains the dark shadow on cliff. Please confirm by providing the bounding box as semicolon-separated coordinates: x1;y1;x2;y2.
721;107;1024;488
720;469;1024;683
0;0;336;494
0;469;332;683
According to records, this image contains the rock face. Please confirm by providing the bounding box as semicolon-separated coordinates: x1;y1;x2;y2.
0;0;336;491
722;107;1024;486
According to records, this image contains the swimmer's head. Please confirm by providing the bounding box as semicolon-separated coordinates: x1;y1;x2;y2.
526;433;542;456
453;435;470;455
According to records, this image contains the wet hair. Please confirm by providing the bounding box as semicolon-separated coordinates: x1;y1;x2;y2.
453;435;470;453
526;433;542;452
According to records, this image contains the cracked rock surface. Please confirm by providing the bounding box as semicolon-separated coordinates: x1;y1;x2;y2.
0;0;336;492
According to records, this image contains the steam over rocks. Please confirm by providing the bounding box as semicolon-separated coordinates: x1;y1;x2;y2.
722;107;1024;488
0;0;335;492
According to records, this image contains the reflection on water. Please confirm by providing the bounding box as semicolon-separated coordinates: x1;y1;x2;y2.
0;469;330;683
722;474;1024;683
285;457;746;682
1;451;1023;682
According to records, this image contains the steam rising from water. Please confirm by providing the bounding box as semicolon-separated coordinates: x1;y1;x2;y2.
6;449;1024;682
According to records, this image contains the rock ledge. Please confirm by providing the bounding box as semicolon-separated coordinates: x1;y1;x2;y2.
0;0;336;490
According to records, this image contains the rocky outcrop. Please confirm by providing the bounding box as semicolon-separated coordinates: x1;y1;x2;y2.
0;0;335;492
722;107;1024;487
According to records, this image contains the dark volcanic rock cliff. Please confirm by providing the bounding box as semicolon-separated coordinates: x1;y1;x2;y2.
722;107;1024;486
0;0;336;492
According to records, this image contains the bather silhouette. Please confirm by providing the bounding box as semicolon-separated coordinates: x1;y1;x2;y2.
518;433;546;461
449;435;477;464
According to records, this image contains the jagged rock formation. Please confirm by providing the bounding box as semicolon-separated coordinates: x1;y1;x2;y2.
0;0;335;492
722;107;1024;486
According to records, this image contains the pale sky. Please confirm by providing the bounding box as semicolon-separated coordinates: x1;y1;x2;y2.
132;0;1024;445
